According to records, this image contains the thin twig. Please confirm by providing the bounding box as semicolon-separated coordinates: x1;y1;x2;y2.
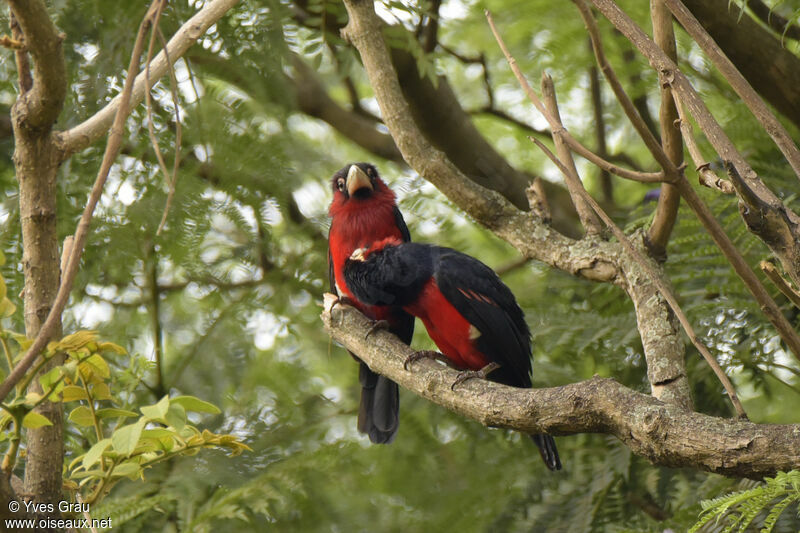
760;261;800;309
0;2;162;402
588;58;613;203
0;34;24;50
574;0;676;174
144;1;173;212
153;25;183;235
532;136;747;418
647;0;682;257
541;72;602;234
9;13;31;94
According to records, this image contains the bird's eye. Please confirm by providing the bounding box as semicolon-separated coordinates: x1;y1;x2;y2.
336;178;345;192
366;167;375;178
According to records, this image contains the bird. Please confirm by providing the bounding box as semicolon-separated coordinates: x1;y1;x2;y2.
343;237;562;470
327;163;414;444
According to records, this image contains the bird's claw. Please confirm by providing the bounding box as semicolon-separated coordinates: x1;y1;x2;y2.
330;295;356;327
450;362;501;391
403;350;449;371
364;320;390;340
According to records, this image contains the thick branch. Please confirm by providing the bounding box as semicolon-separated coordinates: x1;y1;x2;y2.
322;299;800;479
6;0;66;131
57;0;240;157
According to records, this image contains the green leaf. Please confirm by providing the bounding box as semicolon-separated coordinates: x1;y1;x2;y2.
141;395;170;420
171;395;222;414
23;411;53;428
82;438;112;470
112;418;147;457
68;406;95;427
38;366;64;392
61;385;88;402
79;353;110;379
96;408;138;419
110;461;142;479
91;382;111;401
164;403;186;430
0;298;15;319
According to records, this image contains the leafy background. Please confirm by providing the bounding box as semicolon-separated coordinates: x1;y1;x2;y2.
1;0;799;530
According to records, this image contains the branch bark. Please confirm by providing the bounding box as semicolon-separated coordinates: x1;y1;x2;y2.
322;299;800;480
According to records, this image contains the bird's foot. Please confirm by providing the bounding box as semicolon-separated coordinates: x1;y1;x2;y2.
403;350;450;371
451;362;501;391
364;320;390;340
330;295;356;326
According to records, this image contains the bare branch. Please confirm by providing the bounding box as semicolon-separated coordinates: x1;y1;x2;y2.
541;73;602;234
674;100;734;194
486;10;667;185
322;298;800;479
57;0;240;157
647;0;682;258
664;0;800;182
588;59;613;203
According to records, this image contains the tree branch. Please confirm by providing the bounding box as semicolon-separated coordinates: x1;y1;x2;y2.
321;297;800;479
647;0;682;259
56;0;240;157
541;73;602;235
6;0;66;131
664;0;800;183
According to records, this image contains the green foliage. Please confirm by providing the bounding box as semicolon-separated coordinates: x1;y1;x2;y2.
690;471;800;533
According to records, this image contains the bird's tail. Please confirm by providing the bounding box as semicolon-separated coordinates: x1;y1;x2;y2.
357;362;399;444
530;433;562;471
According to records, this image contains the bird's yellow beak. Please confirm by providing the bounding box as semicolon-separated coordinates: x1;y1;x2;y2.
346;165;373;197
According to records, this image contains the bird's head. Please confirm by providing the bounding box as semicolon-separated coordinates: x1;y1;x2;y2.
328;163;396;218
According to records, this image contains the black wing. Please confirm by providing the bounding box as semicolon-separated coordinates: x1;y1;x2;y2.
433;249;532;388
345;243;433;309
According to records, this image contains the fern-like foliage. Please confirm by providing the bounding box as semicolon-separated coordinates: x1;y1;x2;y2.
690;471;800;533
